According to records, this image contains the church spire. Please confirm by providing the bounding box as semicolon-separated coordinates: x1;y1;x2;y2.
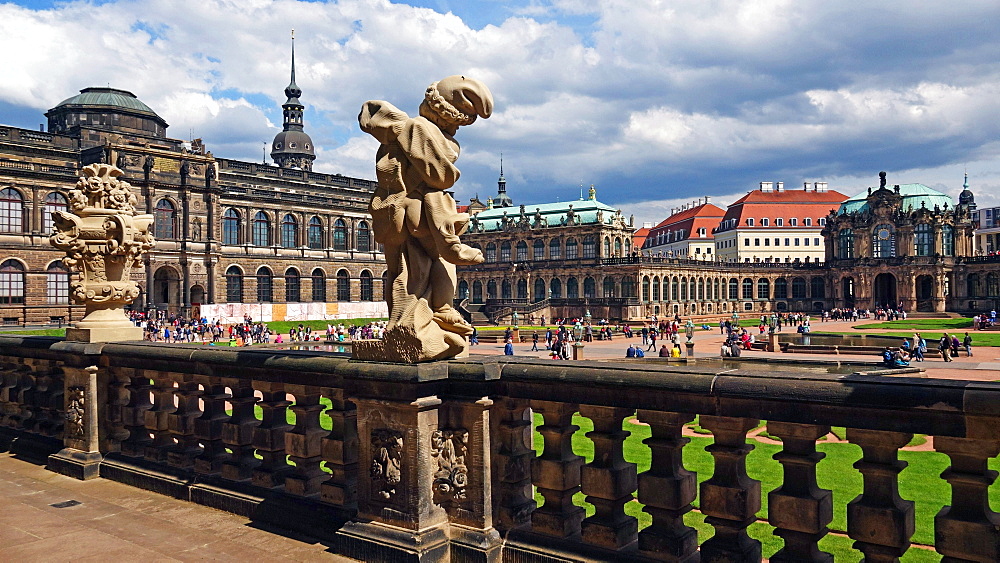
270;29;315;171
493;153;512;207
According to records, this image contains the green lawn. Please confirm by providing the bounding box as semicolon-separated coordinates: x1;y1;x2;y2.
1;328;67;336
526;412;989;560
828;330;1000;347
854;319;973;330
264;318;385;335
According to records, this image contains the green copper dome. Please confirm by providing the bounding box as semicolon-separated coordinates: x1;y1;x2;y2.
838;183;954;215
53;87;161;118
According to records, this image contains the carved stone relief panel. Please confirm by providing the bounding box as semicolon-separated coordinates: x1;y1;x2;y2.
431;428;469;507
370;428;403;501
65;385;85;440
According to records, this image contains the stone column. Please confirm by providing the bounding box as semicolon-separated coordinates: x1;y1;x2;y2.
767;422;833;562
846;428;914;562
699;415;762;562
635;410;698;562
336;396;450;562
934;436;1000;561
47;365;102;480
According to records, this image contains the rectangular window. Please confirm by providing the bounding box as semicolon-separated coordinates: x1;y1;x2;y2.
794;238;800;246
784;238;790;246
744;239;750;246
764;239;770;246
754;238;760;246
804;238;810;246
814;238;820;246
47;272;69;304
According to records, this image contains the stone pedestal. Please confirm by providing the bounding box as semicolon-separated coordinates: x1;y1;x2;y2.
572;342;585;360
684;342;695;362
66;308;143;343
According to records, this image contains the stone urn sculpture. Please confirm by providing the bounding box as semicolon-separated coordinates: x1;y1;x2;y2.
50;163;155;342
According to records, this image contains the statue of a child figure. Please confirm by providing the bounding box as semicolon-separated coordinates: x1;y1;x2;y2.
356;76;493;362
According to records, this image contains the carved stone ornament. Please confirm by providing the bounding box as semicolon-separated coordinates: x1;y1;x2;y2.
370;429;403;500
431;428;469;506
65;386;85;440
355;75;493;362
50;164;155;342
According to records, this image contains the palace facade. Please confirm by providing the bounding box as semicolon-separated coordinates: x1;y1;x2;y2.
0;44;386;325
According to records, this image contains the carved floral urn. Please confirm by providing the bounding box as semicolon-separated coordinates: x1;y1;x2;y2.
50;163;155;342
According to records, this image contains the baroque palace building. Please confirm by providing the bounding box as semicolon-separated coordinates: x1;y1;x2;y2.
0;42;386;325
458;172;991;322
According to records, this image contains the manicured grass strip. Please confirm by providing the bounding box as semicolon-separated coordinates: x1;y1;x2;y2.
264;318;386;335
832;330;1000;347
854;319;972;330
1;329;66;336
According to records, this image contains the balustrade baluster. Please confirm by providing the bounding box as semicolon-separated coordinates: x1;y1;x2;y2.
320;387;357;508
699;415;762;562
221;381;259;481
144;372;176;462
105;369;131;452
251;383;292;488
578;405;637;551
934;436;1000;562
193;376;230;475
0;364;13;427
530;400;584;539
635;410;697;562
166;374;204;468
767;422;833;562
846;428;914;562
120;369;152;457
284;385;326;496
490;397;536;532
32;369;58;436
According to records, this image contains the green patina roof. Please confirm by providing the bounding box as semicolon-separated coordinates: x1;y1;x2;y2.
53;87;160;117
838;183;954;215
473;197;622;232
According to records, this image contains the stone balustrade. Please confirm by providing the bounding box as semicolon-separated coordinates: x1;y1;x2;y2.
1;334;999;561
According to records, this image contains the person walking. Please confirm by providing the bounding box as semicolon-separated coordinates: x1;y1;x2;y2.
939;333;952;362
963;332;973;357
647;328;657;352
504;338;514;356
531;331;539;351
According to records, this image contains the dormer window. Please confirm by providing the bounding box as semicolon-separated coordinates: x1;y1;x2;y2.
761;218;770;227
804;218;812;226
775;218;783;226
746;218;754;227
789;218;797;226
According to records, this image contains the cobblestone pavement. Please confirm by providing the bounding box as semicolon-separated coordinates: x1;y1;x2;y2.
0;454;349;562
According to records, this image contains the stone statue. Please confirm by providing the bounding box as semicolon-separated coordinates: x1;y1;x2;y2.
356;76;493;362
50;164;155;342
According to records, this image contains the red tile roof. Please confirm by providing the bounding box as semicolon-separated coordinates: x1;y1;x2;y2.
647;203;726;243
719;189;847;230
632;227;651;249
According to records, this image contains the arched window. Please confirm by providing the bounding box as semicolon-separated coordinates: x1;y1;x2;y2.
838;229;854;259
698;278;705;301
774;278;788;299
603;237;611;257
988;273;999;297
533;239;545;260
671;277;680;301
792;277;807;299
46;262;69;304
811;277;825;299
872;224;895;258
285;268;300;302
308;216;324;249
621;277;636;298
43;192;68;233
516;241;528;261
256;267;273;302
281;214;298;248
566;238;578;260
652;276;661;301
534;278;546;301
360;271;373;301
728;278;739;300
487;280;498;300
567;277;579;299
501;279;512;299
583;236;597;258
500;241;512;262
337;269;351;301
252;211;271;246
473;281;483;302
680;276;688;301
550;278;562;299
550;238;562;260
311;268;326;301
584;277;596;299
517;278;528;299
941;225;954;256
603;277;616;298
757;279;769;300
154;199;176;239
914;223;933;256
458;280;470;300
357;220;371;252
0;188;25;233
223;209;241;245
333;218;348;251
485;243;497;263
967;273;982;297
226;266;243;302
642;276;650;302
742;278;753;299
614;238;623;256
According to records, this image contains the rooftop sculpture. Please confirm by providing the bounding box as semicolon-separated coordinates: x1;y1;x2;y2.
355;76;493;362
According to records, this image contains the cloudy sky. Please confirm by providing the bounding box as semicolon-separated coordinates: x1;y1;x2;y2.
2;0;999;225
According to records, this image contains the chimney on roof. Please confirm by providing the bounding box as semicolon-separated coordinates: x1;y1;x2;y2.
816;181;828;192
760;181;773;192
697;198;703;206
803;182;811;191
643;221;653;228
776;181;784;192
705;196;711;204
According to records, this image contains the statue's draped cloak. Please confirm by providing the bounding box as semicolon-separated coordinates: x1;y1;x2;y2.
359;100;469;361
